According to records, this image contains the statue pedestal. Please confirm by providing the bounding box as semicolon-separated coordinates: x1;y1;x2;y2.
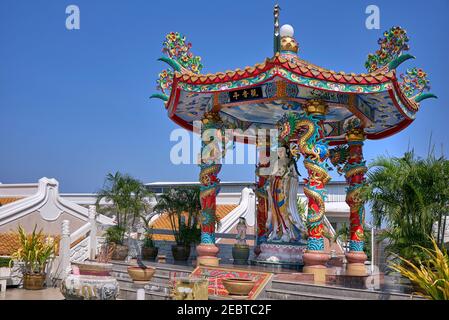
254;242;306;270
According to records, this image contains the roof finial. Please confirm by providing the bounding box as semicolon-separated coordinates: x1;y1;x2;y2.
274;4;281;54
280;24;299;54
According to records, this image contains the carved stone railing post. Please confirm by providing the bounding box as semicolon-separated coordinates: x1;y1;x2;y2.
58;220;71;279
88;205;97;260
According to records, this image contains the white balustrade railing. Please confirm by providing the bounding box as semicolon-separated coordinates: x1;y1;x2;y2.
70;236;90;263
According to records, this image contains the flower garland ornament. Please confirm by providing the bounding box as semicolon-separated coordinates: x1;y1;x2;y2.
364;26;437;103
400;67;430;98
400;67;437;102
365;26;413;72
151;32;204;101
162;32;203;74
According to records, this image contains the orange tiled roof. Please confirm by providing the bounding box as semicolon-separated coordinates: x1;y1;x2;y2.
151;204;237;241
0;197;22;206
0;233;60;256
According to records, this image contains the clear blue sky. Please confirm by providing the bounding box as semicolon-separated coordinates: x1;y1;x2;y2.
0;0;448;192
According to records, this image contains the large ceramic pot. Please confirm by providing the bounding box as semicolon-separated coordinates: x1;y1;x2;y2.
72;261;113;276
111;244;129;261
127;266;156;282
141;247;159;261
61;274;119;300
222;278;256;296
232;244;250;265
172;245;191;261
23;273;46;290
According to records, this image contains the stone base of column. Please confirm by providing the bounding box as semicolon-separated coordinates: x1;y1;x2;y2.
345;251;368;276
196;243;220;267
302;250;330;284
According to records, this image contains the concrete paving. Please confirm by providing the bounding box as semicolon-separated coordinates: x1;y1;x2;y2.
0;287;64;300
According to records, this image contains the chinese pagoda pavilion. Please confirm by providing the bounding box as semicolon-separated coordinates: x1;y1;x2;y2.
151;5;436;280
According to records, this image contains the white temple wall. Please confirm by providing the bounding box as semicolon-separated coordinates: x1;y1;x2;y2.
0;211;84;235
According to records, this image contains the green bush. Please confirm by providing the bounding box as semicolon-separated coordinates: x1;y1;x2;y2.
0;257;11;268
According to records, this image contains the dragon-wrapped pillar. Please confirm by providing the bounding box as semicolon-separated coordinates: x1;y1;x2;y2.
254;135;271;256
300;100;331;282
343;120;368;276
196;111;224;266
277;99;331;281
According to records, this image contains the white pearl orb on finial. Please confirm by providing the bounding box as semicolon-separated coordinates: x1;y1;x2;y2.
280;24;294;37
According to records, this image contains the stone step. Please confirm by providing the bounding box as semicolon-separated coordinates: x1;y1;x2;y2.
111;260;193;276
270;280;421;300
115;277;169;288
119;286;171;300
114;276;170;290
264;288;354;300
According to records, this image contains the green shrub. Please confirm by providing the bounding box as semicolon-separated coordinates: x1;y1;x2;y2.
0;257;11;268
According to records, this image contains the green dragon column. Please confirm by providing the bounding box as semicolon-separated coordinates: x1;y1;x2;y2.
196;111;224;266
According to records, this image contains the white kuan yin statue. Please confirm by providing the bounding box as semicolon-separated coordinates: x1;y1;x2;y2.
266;146;306;243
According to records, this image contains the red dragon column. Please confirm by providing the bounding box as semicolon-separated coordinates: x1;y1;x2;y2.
343;119;368;276
254;135;271;256
196;111;224;266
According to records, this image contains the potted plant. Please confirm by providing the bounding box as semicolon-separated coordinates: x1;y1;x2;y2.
0;257;12;278
232;218;250;265
10;225;55;290
154;187;202;262
172;223;201;261
97;172;154;261
127;265;156;282
105;225;128;260
72;243;115;276
141;227;158;261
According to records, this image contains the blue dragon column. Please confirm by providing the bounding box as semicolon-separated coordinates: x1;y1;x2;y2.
299;100;331;283
196;111;224;266
343;120;368;276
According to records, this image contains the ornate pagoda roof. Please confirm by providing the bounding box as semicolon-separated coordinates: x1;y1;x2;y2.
152;13;436;146
173;54;395;86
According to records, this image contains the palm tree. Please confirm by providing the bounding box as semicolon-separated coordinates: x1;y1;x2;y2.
153;187;203;246
96;172;153;244
332;223;372;259
363;150;449;264
153;188;184;245
333;223;350;253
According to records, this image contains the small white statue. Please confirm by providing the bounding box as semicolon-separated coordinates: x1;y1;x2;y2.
236;217;247;245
